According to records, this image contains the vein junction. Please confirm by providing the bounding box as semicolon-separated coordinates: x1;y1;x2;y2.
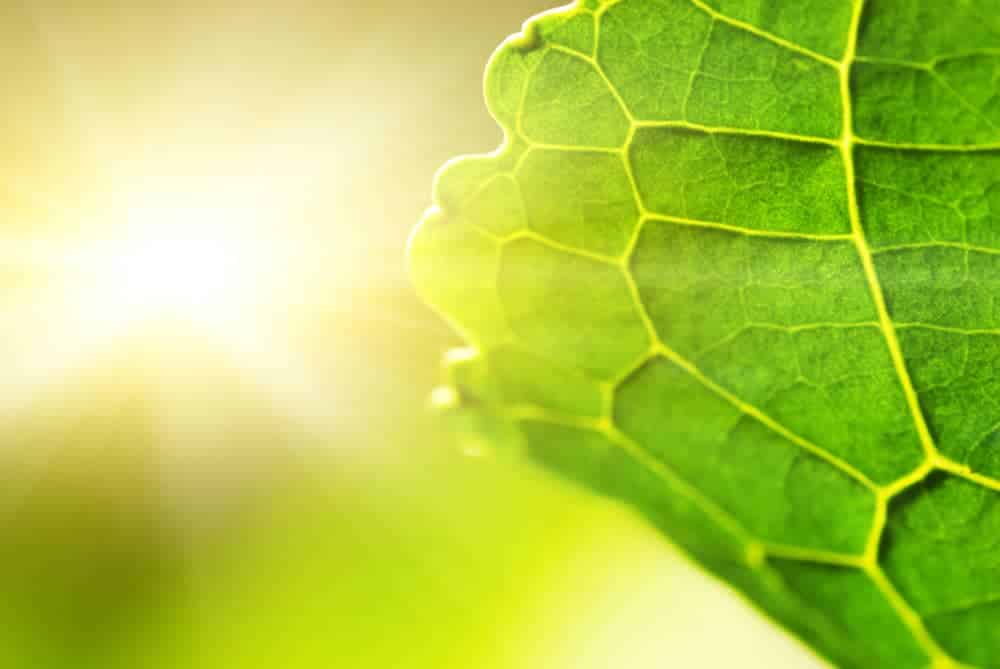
427;1;1000;666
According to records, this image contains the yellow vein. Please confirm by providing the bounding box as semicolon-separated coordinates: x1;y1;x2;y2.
856;136;1000;153
843;4;957;657
681;19;715;119
853;54;930;70
894;322;1000;337
618;235;879;491
621;124;651;219
881;460;936;499
506;405;604;431
621;249;667;347
465;222;504;243
693;322;880;360
866;564;956;665
502;230;622;265
513;399;757;545
935;456;1000;493
604;425;757;544
644;213;854;241
651;342;879;491
932;656;968;669
747;321;880;333
865;461;936;569
525;141;624;154
606;346;658;395
931;70;1000;134
763;543;864;568
856;50;1000;71
696;321;877;356
864;462;933;580
512;39;542;141
874;240;1000;257
931;47;1000;65
839;0;939;465
686;0;840;68
863;497;889;563
748;568;868;667
549;44;638;123
633;119;839;147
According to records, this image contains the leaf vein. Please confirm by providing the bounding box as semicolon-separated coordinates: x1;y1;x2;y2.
685;0;840;68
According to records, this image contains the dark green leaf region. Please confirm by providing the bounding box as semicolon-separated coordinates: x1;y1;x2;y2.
409;1;1000;667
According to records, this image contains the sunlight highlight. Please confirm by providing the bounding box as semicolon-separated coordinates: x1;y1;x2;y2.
80;180;287;332
0;154;333;418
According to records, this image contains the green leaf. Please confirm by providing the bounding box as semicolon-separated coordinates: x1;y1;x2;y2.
408;1;1000;667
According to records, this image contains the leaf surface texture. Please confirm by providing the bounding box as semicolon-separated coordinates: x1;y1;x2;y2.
409;2;1000;666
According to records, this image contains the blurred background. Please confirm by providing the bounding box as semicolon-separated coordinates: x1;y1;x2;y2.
0;2;823;667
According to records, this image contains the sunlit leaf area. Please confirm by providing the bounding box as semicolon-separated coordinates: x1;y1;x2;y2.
0;2;818;667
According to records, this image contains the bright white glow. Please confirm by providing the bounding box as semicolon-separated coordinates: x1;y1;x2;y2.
0;162;332;416
80;182;284;331
105;229;245;321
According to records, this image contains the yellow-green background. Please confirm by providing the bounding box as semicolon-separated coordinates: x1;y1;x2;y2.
0;2;820;667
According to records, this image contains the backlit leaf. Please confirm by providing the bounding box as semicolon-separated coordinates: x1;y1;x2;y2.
410;2;1000;666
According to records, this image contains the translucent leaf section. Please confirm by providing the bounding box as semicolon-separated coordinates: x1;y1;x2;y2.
630;128;849;233
410;1;1000;667
498;238;649;379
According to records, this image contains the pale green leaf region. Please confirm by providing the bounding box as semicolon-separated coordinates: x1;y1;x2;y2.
409;1;1000;667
